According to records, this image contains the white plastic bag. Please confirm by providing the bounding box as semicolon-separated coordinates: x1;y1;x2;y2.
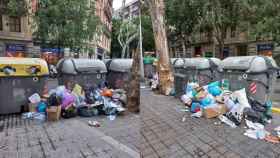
28;93;41;104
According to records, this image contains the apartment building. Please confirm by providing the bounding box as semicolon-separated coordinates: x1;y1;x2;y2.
169;27;276;59
93;0;113;59
0;0;113;59
0;0;39;57
113;0;140;20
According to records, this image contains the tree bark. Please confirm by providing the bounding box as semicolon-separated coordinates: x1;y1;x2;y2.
127;46;140;113
147;0;173;95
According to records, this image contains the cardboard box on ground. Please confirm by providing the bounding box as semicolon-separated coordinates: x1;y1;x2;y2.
46;106;61;121
203;103;228;119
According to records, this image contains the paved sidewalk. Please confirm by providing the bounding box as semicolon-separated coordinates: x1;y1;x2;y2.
0;114;140;158
140;88;280;158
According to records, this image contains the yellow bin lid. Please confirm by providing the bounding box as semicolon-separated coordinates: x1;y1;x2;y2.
0;57;49;77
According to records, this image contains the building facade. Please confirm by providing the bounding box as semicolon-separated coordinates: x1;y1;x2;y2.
169;27;277;59
0;0;39;57
93;0;113;59
0;0;113;60
113;0;140;20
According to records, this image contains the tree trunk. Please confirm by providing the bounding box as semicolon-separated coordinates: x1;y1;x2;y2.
147;0;173;95
127;46;140;113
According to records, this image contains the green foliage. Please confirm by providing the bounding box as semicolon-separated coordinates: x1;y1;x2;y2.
111;18;122;58
134;15;155;52
165;0;203;38
6;0;28;16
33;0;99;50
243;0;280;44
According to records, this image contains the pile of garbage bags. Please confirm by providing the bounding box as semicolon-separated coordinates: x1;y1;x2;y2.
180;81;272;125
180;81;280;143
23;81;127;121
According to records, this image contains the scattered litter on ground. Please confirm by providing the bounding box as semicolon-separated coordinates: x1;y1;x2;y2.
177;78;280;143
218;115;237;128
191;111;202;118
88;120;101;127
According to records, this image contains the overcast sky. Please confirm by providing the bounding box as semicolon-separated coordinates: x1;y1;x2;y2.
113;0;134;10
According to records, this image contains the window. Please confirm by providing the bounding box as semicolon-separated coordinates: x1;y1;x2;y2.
230;26;236;38
9;16;21;32
0;15;2;31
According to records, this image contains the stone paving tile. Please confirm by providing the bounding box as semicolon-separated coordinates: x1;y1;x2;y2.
140;88;280;158
0;114;140;158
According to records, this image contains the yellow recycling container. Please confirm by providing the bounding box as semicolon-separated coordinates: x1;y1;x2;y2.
0;57;49;114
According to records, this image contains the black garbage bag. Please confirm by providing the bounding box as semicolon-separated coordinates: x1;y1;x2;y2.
248;98;266;112
225;112;241;126
47;93;62;106
61;106;77;118
77;106;99;117
243;107;265;124
83;86;96;104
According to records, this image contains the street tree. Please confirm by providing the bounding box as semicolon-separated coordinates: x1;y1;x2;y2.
200;0;245;58
118;20;139;58
33;0;99;53
111;18;123;58
243;0;280;44
145;0;173;95
6;0;28;16
165;0;203;55
132;14;155;52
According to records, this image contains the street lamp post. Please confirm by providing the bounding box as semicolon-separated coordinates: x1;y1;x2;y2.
139;5;145;80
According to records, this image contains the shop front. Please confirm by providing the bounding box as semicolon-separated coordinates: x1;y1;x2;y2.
257;43;274;57
5;44;26;57
41;48;64;65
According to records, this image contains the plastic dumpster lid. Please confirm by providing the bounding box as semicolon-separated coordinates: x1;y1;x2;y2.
0;57;49;77
57;58;107;75
183;58;211;69
222;56;278;72
172;58;186;68
108;59;133;72
209;58;223;72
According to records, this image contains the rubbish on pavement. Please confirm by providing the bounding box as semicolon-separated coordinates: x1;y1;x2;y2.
203;104;227;119
245;119;264;130
231;88;251;109
88;120;100;127
108;115;116;121
101;89;113;97
191;102;201;113
265;135;280;144
218;115;237;128
47;106;61;121
191;111;202;118
22;112;46;121
28;103;37;112
28;93;41;104
61;105;77;119
244;129;267;140
37;102;47;113
182;115;187;122
181;94;192;106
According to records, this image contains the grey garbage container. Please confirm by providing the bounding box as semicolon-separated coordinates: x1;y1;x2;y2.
172;58;188;97
172;58;223;97
56;58;107;87
0;57;49;114
106;59;133;90
183;58;223;86
222;56;278;105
